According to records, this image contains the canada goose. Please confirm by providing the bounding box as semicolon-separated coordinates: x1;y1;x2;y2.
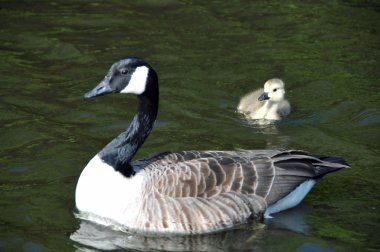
237;78;291;120
75;57;349;235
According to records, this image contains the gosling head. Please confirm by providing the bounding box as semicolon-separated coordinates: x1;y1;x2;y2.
258;78;286;103
84;57;157;99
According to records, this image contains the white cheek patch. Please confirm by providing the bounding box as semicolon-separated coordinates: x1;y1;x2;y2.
120;66;149;95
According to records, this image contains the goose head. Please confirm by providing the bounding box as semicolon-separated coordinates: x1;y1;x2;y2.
81;57;159;176
84;57;158;99
258;78;286;103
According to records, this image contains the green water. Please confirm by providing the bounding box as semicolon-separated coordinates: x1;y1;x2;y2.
1;1;379;251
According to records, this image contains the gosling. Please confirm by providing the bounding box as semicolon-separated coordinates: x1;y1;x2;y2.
237;78;291;120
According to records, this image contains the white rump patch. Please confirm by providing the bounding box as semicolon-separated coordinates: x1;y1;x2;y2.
264;179;317;218
120;66;149;95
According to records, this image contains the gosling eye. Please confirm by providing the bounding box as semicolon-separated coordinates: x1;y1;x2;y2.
120;69;129;75
273;88;277;92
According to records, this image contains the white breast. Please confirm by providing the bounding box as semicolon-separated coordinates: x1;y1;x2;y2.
75;155;146;226
250;103;280;120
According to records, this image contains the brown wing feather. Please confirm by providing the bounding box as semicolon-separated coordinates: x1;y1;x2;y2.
132;150;348;234
141;149;348;201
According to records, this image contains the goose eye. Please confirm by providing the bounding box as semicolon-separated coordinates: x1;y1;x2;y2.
273;88;277;92
121;69;129;75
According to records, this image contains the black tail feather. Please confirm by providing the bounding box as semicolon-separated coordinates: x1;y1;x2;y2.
315;155;350;167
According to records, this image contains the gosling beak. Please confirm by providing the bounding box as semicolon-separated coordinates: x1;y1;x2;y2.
258;92;270;101
84;79;113;100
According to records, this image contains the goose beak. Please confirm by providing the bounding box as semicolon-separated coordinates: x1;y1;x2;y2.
84;79;113;99
258;92;270;101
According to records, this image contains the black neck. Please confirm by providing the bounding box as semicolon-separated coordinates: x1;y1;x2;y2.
99;70;158;177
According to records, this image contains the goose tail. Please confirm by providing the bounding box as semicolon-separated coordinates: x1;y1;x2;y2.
313;155;350;179
264;152;349;218
315;155;350;167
